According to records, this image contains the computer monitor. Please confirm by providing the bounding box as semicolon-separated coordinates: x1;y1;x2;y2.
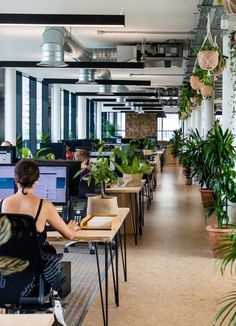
0;146;17;164
35;160;80;198
40;142;66;160
35;164;68;205
0;165;16;199
63;140;84;152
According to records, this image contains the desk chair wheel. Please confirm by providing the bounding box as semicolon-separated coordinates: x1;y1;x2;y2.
63;247;69;253
89;242;95;255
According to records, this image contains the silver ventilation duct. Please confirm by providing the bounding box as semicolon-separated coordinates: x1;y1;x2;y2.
64;32;92;61
38;27;68;67
77;68;96;83
98;84;113;94
116;85;129;103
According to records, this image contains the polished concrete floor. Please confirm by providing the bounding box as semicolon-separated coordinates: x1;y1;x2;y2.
83;165;233;326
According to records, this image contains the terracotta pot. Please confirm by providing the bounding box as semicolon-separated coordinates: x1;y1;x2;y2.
206;225;235;257
200;85;213;97
190;76;203;90
198;50;219;70
212;59;226;76
222;0;236;14
123;173;143;187
174;157;179;165
185;177;192;185
87;195;119;215
199;189;215;209
143;149;152;156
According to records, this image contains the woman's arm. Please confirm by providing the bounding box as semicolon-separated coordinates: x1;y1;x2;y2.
45;201;78;240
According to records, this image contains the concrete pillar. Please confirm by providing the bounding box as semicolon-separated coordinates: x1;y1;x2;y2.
77;96;87;139
51;84;61;142
4;68;16;145
96;102;102;139
222;34;236;223
195;105;202;134
191;110;196;130
203;96;214;137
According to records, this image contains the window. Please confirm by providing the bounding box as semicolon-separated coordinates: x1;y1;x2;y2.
22;76;30;144
102;112;125;138
157;113;181;141
36;81;42;141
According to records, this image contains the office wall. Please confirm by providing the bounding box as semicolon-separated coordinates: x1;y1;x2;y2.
0;69;4;142
125;113;157;138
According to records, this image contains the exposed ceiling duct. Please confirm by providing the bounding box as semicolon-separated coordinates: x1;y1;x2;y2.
116;85;129;102
38;26;114;84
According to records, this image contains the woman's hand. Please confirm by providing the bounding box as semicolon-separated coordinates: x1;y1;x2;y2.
67;220;80;232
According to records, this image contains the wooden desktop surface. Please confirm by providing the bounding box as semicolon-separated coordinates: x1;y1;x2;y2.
105;180;145;194
0;314;54;326
48;207;130;243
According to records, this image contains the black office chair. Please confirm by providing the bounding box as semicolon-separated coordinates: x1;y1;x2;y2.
0;213;53;313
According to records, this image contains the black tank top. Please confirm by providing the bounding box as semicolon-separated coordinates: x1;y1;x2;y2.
0;198;46;246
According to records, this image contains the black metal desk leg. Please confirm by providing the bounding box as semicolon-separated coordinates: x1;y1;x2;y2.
119;222;127;282
105;243;109;326
129;193;138;245
135;193;142;236
115;233;119;306
94;243;106;326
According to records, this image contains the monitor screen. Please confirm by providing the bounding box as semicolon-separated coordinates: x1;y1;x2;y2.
40;142;66;160
0;165;15;199
35;165;68;205
0;146;16;164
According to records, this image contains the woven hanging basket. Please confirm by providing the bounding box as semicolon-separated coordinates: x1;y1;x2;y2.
222;0;236;14
212;57;226;76
201;85;213;97
190;76;204;90
197;50;219;70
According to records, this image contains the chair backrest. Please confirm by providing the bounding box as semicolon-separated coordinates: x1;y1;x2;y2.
0;213;44;304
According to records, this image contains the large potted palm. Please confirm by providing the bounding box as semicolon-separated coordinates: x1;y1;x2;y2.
204;122;236;256
186;129;215;208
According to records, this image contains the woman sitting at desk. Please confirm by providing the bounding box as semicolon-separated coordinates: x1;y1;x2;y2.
0;159;78;290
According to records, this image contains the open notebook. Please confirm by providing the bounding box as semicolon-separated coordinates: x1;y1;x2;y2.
86;216;113;228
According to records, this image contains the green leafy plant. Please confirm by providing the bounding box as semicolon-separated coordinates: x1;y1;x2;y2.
40;132;50;143
178;82;198;120
212;232;236;325
194;44;220;55
169;129;183;158
111;145;151;175
205;122;236;229
34;148;55;160
74;153;117;198
102;118;116;138
142;138;157;150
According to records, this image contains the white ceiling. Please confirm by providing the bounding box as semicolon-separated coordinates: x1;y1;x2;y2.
0;0;199;93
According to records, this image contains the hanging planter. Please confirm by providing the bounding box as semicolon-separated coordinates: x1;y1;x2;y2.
197;47;219;70
222;0;236;15
212;54;227;76
201;85;213;97
190;75;204;90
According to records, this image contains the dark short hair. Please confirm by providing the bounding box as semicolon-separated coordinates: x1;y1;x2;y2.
14;159;40;195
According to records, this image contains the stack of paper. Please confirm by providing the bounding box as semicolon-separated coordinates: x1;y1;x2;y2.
87;216;113;228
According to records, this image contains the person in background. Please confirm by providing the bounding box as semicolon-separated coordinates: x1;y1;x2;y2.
1;140;12;146
75;149;90;169
65;142;74;160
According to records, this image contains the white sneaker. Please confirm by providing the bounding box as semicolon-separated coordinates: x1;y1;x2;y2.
53;297;67;326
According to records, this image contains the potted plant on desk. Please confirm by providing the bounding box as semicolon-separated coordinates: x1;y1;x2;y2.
74;154;119;215
112;146;152;187
169;128;183;164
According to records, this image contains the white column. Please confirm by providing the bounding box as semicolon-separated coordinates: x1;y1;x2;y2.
191;110;196;130
4;68;16;145
51;84;61;142
96;102;102;139
189;113;193;131
77;96;87;139
203;96;214;137
222;34;236;223
195;105;202;134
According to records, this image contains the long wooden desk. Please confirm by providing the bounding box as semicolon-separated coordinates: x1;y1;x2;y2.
0;314;54;326
105;181;145;245
48;207;129;326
